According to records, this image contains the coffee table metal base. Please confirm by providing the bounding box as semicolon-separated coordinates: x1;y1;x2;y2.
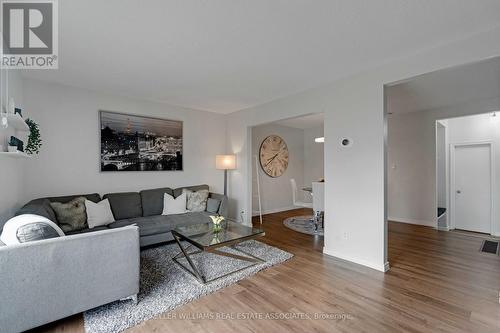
172;234;265;284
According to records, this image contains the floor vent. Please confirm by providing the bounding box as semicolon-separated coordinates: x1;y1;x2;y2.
480;240;499;254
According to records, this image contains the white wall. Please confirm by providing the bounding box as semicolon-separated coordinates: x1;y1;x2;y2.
251;124;305;215
388;111;436;226
0;70;25;223
21;79;228;206
227;27;500;272
447;113;500;235
388;100;500;233
303;125;324;186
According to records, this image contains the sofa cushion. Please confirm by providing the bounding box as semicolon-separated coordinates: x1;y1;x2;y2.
103;192;142;220
108;212;212;237
50;197;88;232
173;184;209;198
140;187;174;216
47;193;101;204
14;194;101;225
16;199;57;222
65;226;109;235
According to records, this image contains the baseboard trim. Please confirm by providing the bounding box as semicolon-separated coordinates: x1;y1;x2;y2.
252;206;298;216
323;247;387;272
388;216;436;228
437;226;450;231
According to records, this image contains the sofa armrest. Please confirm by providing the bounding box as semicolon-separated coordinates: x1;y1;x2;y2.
0;226;140;333
209;192;228;217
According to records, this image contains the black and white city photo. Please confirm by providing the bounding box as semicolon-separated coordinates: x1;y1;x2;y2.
100;111;183;171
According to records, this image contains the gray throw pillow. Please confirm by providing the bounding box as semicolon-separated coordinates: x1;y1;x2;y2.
16;222;61;243
50;197;88;232
206;198;221;214
183;189;209;212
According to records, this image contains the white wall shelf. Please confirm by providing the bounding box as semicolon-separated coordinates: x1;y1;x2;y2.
0;151;31;159
1;114;30;132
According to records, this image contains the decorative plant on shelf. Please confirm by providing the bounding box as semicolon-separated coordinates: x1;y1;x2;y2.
210;215;225;233
25;118;42;155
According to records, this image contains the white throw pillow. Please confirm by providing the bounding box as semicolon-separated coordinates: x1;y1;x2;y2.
0;214;65;245
85;199;115;228
162;192;187;215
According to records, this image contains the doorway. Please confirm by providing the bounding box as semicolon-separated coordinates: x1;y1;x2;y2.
384;57;500;296
436;121;448;230
450;142;493;234
434;112;498;235
386;57;500;239
250;113;325;235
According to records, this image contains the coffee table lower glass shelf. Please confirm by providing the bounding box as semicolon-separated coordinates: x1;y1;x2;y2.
171;221;265;284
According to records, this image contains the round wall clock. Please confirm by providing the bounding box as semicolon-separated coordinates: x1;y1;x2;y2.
259;135;289;178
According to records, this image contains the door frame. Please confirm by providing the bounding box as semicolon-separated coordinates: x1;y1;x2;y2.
435;121;448;230
450;141;494;233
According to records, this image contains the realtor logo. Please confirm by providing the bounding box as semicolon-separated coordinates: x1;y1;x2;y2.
1;0;58;68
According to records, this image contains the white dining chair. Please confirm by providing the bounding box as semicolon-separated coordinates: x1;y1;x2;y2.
290;179;313;208
312;182;325;230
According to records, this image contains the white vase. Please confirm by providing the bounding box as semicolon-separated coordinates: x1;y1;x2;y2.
8;146;17;153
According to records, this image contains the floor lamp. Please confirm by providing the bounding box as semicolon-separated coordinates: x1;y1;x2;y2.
216;155;236;196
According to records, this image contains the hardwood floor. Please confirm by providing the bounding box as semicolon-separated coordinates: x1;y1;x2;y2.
35;209;500;333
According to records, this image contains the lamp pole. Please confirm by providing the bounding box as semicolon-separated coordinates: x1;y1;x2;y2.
224;169;228;196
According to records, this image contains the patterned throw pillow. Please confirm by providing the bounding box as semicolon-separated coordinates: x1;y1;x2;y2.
0;214;65;245
182;189;209;212
50;197;88;232
16;222;61;243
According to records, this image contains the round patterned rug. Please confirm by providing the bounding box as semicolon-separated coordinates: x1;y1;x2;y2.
283;215;324;236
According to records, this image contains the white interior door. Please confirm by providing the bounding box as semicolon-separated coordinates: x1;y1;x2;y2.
452;144;492;233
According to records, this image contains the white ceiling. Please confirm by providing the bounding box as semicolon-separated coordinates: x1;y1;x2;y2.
386;56;500;114
22;0;500;114
275;113;324;129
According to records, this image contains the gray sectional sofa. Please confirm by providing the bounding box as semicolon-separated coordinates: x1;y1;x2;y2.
0;226;140;333
0;184;227;332
15;184;228;247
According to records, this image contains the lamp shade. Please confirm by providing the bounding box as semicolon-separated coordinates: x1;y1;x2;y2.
216;155;236;170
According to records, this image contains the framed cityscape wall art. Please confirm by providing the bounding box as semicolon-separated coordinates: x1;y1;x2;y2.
99;110;183;171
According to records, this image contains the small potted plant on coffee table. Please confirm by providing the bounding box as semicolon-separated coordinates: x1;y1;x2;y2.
210;215;225;233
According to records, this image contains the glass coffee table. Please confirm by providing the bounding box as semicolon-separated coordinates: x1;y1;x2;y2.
171;221;265;284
